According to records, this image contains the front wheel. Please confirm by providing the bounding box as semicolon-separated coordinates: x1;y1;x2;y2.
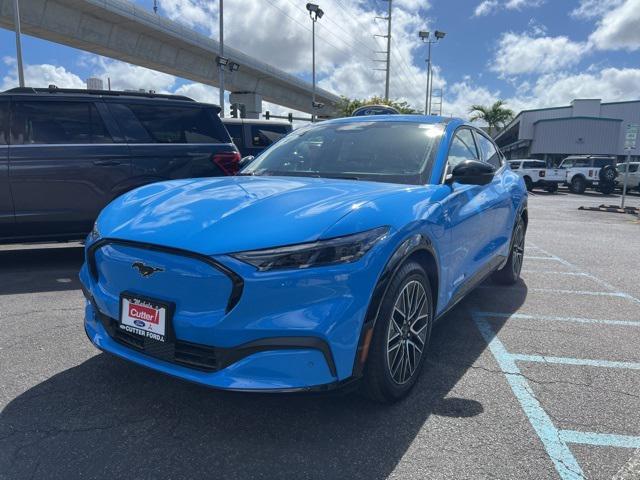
493;217;526;285
523;176;534;191
364;261;433;403
599;182;615;195
545;183;559;193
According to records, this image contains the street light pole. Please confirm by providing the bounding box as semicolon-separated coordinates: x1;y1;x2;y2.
13;0;25;87
218;0;225;117
384;0;392;101
419;30;446;115
306;3;324;122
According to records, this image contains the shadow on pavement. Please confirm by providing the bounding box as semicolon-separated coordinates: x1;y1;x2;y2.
0;280;527;480
0;246;84;295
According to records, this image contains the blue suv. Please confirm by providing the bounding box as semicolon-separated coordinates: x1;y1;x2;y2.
0;87;239;244
80;115;527;402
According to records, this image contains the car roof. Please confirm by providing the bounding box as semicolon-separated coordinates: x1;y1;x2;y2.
222;118;291;126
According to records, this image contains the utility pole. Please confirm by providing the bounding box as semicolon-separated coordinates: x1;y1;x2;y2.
12;0;25;87
218;0;225;117
374;0;392;100
384;0;392;100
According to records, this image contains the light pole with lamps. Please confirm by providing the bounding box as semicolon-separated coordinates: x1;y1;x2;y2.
418;30;446;115
306;3;324;121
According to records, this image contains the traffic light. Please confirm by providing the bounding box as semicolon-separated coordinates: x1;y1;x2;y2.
265;110;270;120
230;103;238;118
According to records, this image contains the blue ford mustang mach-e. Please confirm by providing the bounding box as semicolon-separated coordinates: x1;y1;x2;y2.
80;115;527;402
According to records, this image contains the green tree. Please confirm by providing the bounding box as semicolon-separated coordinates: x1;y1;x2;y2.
468;100;514;136
335;95;417;117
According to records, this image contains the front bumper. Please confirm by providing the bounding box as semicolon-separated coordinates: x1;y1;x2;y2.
80;237;390;391
84;302;340;391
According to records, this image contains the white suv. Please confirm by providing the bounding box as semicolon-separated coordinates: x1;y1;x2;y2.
560;156;618;194
508;159;565;192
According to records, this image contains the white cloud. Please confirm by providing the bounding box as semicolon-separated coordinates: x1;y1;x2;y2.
83;56;177;92
589;0;640;51
491;32;588;76
570;0;624;19
474;0;543;16
1;57;86;90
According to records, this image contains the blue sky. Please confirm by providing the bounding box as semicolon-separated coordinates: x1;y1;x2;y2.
1;0;639;117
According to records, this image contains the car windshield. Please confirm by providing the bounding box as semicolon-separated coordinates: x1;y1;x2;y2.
242;120;444;185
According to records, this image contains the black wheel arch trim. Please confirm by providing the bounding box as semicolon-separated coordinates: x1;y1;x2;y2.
87;238;244;313
351;233;439;377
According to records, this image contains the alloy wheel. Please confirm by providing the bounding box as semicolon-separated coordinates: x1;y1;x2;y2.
512;222;525;276
386;280;430;385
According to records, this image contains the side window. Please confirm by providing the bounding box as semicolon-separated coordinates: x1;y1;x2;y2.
475;132;502;168
561;159;574;168
447;128;478;173
224;123;244;147
523;161;545;169
250;124;290;147
111;103;230;144
509;162;520;170
629;164;639;173
593;158;613;168
574;158;590;168
0;100;7;145
11;101;113;145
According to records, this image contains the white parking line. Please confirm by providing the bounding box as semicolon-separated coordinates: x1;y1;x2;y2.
613;448;640;479
521;270;590;276
475;312;640;327
510;353;640;370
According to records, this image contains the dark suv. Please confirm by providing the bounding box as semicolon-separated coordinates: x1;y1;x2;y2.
0;87;239;243
222;118;292;157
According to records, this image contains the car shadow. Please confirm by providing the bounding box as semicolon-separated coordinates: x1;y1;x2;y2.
0;279;528;480
0;245;84;295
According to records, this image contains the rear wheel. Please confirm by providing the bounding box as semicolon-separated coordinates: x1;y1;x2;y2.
570;176;586;194
364;261;433;403
493;217;526;285
523;176;534;191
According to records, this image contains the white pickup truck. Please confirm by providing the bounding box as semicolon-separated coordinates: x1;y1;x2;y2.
615;162;640;192
508;159;565;192
560;155;618;194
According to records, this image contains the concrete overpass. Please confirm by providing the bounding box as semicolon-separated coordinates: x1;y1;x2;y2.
0;0;340;116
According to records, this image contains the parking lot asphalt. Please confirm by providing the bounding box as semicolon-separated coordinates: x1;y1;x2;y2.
1;189;639;480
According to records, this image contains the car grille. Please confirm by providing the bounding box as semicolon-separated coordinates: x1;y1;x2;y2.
97;311;219;372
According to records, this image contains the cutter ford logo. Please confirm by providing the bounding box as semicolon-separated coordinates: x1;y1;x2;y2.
132;261;164;278
128;303;160;324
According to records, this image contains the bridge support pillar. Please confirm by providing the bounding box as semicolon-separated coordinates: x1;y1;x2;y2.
229;92;263;119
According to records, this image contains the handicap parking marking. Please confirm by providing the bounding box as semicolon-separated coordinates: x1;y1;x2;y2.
474;313;640;480
472;244;640;479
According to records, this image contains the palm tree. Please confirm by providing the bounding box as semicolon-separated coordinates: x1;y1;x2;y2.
468;100;514;136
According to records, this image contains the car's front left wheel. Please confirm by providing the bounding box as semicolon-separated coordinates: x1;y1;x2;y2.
364;261;433;403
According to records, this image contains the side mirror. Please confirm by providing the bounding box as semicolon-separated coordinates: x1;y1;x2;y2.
446;160;495;186
238;155;255;169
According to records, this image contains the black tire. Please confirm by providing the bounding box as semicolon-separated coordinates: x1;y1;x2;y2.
569;176;586;194
364;261;433;404
493;217;526;285
523;176;534;191
599;165;618;183
545;183;558;193
599;182;615;195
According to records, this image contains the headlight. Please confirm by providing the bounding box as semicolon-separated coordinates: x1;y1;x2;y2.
231;226;389;271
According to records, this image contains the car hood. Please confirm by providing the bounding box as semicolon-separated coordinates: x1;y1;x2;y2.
97;176;417;255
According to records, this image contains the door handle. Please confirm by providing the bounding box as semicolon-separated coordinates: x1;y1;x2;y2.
93;160;122;166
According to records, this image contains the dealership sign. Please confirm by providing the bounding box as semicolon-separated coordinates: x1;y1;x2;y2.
625;124;639;151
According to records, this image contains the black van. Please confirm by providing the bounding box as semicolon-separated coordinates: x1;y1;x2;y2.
0;87;239;243
222;118;292;157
